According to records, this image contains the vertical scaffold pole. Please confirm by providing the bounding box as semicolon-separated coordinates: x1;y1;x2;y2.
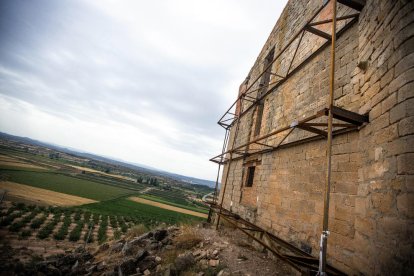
216;95;245;230
319;0;337;275
208;129;229;223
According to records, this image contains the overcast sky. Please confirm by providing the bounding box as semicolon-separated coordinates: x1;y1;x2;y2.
0;0;287;180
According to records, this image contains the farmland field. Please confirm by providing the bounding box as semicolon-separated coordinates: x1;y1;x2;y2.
0;181;97;206
81;197;204;226
129;196;208;218
0;169;134;201
139;194;208;214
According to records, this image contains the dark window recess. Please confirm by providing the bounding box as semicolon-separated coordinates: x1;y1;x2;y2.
246;166;256;187
254;48;274;137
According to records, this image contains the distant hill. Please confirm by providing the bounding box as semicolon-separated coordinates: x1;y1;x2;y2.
0;131;216;188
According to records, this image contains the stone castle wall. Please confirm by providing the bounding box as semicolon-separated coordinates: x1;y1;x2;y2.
218;0;414;274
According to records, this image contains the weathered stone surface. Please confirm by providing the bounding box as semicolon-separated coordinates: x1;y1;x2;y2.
119;258;137;275
215;0;414;275
111;242;124;253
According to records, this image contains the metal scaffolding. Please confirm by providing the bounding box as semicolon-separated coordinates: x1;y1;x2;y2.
208;0;367;275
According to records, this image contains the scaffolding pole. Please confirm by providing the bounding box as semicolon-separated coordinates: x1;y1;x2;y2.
319;0;337;274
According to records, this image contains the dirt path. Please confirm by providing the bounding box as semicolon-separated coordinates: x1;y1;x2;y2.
128;196;208;218
0;181;97;206
139;187;153;194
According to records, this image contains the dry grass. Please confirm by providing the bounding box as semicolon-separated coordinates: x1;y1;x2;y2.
0;181;97;206
174;224;203;250
129;197;208;218
125;224;148;239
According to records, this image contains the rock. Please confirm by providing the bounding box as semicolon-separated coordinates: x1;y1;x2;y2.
153;229;168;241
135;249;149;263
198;260;208;270
217;269;231;276
165;245;175;250
111;242;124;253
80;252;93;262
212;249;219;256
196;272;205;276
143;269;151;275
163;264;177;276
57;254;77;267
130;232;153;246
161;237;172;245
71;260;79;272
122;242;134;256
208;259;219;267
195;251;207;261
46;264;61;276
102;271;117;276
155;256;162;263
74;246;85;253
149;242;162;250
174;253;195;272
97;261;107;271
86;265;96;273
119;258;137;275
137;256;156;272
97;243;110;253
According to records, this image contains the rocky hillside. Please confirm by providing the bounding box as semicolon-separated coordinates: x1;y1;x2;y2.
0;222;293;275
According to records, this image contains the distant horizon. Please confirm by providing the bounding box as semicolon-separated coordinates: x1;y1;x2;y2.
0;130;217;184
0;0;288;180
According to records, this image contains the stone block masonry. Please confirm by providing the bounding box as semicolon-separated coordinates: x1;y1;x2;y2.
216;0;414;274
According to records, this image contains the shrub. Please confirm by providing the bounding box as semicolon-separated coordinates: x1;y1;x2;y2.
0;211;24;227
30;215;46;229
54;214;72;240
113;229;121;240
126;224;147;239
20;229;32;238
69;220;84;241
9;210;39;232
175;225;202;250
37;213;61;239
109;216;117;228
83;222;95;243
97;215;108;244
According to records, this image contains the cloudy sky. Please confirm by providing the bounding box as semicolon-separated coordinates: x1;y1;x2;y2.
0;0;287;180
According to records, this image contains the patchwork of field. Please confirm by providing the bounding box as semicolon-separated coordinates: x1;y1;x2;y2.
82;197;203;225
68;165;135;182
0;154;47;170
0;169;133;201
0;181;97;206
129;196;208;218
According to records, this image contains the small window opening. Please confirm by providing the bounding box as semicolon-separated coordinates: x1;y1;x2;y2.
246;166;256;187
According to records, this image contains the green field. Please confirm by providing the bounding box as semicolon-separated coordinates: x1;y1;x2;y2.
0;169;133;201
81;197;203;225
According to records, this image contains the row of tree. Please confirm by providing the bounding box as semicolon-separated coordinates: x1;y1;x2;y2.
136;176;158;186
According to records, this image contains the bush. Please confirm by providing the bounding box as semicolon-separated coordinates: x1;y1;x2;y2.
20;229;32;238
175;225;202;250
126;224;147;239
54;214;72;240
113;229;121;240
97;215;108;244
9;210;39;232
30;215;46;229
69;220;84;242
83;222;95;243
37;213;61;239
0;211;24;227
